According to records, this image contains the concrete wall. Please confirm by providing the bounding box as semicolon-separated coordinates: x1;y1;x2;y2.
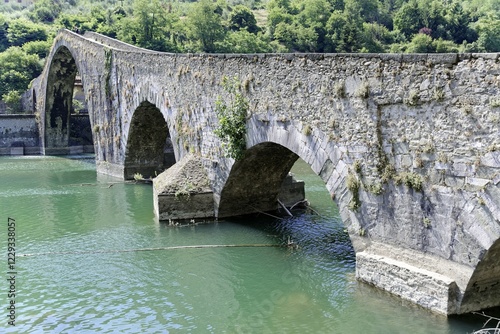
0;114;40;155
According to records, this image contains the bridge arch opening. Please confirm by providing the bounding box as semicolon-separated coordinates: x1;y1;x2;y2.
460;238;500;313
32;89;37;114
217;141;345;221
124;101;175;180
216;140;353;258
44;46;93;154
217;142;300;218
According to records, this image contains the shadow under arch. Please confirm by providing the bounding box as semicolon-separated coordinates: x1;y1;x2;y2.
124;101;175;180
217;142;300;218
44;45;92;154
32;89;37;114
459;238;500;313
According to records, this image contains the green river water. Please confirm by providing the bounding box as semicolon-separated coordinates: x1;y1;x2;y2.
0;155;496;333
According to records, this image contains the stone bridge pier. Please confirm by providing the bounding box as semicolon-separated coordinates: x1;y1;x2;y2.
32;30;500;315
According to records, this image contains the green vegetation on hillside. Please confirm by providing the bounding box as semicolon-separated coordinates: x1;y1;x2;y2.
0;0;499;108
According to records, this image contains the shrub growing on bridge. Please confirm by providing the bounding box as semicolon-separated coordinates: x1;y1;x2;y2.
214;76;249;161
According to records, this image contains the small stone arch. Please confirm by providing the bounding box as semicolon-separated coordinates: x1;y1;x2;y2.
459;238;500;313
123;100;174;180
32;89;37;114
217;118;351;227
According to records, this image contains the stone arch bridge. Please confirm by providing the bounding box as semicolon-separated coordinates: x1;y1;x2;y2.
30;29;500;315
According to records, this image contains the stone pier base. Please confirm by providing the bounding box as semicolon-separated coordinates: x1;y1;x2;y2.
153;154;215;221
355;243;474;315
279;174;305;207
96;160;125;179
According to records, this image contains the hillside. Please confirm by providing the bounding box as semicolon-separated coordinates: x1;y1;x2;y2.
0;0;499;109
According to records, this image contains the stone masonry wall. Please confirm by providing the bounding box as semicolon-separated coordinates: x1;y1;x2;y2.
0;115;39;155
35;30;500;313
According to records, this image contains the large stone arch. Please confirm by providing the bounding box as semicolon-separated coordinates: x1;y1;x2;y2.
123;100;174;180
43;45;93;154
44;45;78;153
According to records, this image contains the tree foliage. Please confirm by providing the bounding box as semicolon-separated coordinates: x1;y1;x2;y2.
7;19;47;47
187;0;226;52
229;5;259;33
0;46;42;100
0;14;9;52
1;0;500;108
214;76;249;160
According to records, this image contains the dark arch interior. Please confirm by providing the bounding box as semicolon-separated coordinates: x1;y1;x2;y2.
124;101;175;180
217;142;300;218
45;46;93;153
32;89;37;114
460;238;500;313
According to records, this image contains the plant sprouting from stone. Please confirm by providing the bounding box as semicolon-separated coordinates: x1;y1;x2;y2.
405;89;419;106
302;124;312;136
394;172;423;192
104;48;112;97
347;172;361;211
353;159;362;175
214;76;249;160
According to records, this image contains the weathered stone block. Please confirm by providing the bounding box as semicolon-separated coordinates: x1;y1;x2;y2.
10;147;23;155
466;177;490;188
356;251;461;315
393;142;409;155
153;154;215;221
278;174;305;207
452;162;474;177
481;152;500;167
445;176;465;188
155;192;215;221
69;145;84;154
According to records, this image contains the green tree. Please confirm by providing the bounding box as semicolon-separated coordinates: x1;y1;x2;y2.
362;22;393;52
297;0;331;27
474;16;500;52
0;47;42;100
0;14;9;52
7;19;48;47
325;0;363;52
117;0;180;52
357;0;381;23
444;1;473;44
325;11;347;52
266;0;293;38
222;30;273;53
405;33;435;53
187;0;226;52
215;76;249;160
296;0;331;51
3;90;22;113
29;0;62;23
433;38;459;53
56;13;95;33
419;0;446;38
22;39;52;58
393;0;422;39
229;5;259;33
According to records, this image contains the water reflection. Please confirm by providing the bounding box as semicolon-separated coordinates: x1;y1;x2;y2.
1;156;498;333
